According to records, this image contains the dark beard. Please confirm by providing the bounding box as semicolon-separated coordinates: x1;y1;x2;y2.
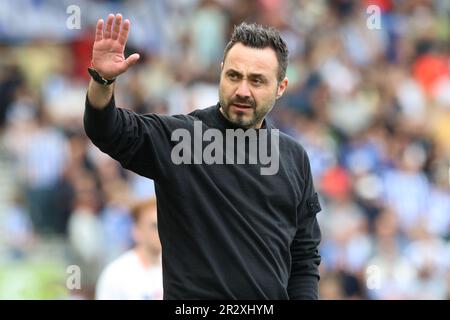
219;101;272;129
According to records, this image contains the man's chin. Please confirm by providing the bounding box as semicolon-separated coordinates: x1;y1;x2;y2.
230;108;254;120
221;106;255;128
229;115;255;128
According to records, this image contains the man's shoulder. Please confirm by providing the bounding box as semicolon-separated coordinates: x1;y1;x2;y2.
140;105;217;127
188;104;218;120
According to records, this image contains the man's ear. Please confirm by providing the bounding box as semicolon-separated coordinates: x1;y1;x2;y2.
221;62;224;71
276;77;289;99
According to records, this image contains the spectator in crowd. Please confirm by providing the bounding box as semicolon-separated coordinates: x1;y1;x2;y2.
96;197;163;300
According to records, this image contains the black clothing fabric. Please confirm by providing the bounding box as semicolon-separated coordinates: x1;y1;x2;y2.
84;96;322;299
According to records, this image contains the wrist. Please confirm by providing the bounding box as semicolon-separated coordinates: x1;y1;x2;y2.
88;67;116;86
87;78;114;110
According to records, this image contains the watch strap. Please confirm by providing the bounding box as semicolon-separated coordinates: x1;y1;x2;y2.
88;67;116;86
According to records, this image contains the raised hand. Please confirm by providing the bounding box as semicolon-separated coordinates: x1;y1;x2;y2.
91;13;140;80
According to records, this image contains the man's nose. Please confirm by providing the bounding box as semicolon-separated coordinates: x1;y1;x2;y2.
235;80;251;98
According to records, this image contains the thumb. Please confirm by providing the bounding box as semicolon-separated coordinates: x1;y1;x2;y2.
125;53;140;67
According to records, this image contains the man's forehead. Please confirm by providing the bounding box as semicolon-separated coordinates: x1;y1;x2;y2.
223;43;278;77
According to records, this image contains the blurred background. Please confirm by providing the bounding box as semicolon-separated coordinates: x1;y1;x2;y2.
0;0;449;299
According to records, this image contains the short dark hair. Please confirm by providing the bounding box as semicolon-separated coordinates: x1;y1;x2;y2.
223;22;289;82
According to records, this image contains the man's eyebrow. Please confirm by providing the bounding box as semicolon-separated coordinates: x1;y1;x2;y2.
225;69;268;80
248;73;267;80
225;68;242;75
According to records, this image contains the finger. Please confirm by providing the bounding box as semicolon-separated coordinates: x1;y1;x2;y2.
118;19;130;46
125;53;140;67
111;13;122;40
104;14;114;39
95;19;104;42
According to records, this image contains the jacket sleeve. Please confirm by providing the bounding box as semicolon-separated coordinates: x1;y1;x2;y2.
287;151;322;300
83;95;172;181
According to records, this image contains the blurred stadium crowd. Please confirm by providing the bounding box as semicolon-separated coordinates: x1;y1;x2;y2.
0;0;449;299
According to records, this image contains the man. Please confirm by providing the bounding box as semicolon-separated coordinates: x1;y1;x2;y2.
84;13;322;299
96;197;163;300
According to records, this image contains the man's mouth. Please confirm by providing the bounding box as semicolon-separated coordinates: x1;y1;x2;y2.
231;103;253;111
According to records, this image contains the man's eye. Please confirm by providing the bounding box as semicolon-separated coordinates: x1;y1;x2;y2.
252;78;263;85
228;74;239;80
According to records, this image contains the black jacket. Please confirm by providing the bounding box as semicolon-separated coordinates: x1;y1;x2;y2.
84;97;322;299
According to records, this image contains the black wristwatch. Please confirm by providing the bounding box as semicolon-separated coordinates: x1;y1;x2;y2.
88;67;116;86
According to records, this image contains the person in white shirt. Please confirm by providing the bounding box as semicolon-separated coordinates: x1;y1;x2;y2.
96;197;163;299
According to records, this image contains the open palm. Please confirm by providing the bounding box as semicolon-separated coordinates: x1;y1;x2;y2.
91;14;140;80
